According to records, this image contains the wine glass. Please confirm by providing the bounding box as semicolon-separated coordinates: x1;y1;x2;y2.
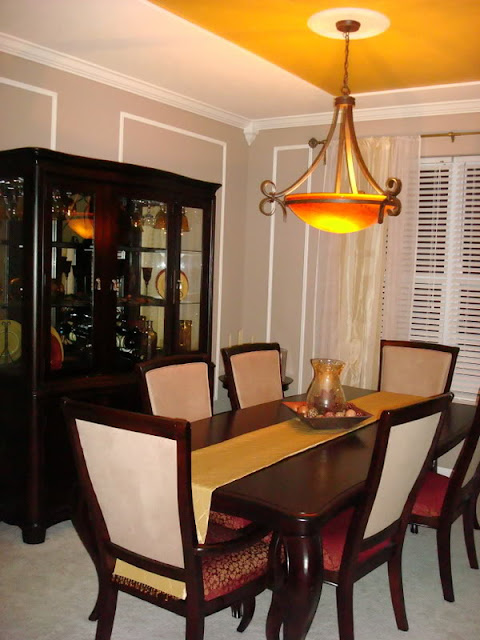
142;266;153;296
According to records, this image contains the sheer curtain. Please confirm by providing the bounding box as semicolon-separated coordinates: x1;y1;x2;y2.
314;136;420;388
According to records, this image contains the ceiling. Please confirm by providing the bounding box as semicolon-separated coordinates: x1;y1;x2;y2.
1;0;479;123
149;0;480;95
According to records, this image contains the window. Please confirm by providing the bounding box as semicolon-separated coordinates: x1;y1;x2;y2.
410;156;480;402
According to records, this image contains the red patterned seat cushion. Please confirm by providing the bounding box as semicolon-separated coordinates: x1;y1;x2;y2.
322;508;390;572
209;509;252;530
113;522;270;602
202;528;271;601
412;471;449;518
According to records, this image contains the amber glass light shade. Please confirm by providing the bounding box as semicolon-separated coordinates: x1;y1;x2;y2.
284;192;389;233
67;212;94;239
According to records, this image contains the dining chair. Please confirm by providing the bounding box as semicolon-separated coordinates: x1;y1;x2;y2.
62;398;273;640
378;339;459;397
316;393;453;640
136;353;215;423
221;342;283;410
409;396;480;602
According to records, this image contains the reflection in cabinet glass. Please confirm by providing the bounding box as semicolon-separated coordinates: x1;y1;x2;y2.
0;148;219;542
0;177;24;366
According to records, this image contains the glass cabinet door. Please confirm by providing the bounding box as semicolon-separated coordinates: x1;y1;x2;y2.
49;186;95;374
0;177;24;373
178;206;204;352
115;197;167;366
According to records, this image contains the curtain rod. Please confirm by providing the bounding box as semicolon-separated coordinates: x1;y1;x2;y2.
421;131;480;142
309;131;480;148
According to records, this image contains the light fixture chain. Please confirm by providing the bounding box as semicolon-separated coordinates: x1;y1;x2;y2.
342;31;351;96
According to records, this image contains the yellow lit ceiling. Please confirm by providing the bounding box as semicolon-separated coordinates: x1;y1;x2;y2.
148;1;480;95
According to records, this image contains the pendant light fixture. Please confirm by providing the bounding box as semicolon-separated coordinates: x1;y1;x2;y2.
260;16;402;234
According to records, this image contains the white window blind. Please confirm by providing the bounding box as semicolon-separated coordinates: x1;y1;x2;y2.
411;156;480;402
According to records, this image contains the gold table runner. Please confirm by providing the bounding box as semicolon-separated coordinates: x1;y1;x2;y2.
115;391;422;597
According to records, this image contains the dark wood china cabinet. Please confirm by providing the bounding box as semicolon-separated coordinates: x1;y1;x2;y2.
0;147;219;542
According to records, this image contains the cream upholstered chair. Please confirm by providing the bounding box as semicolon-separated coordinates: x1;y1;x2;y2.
221;343;283;410
287;393;453;640
378;340;459;397
137;354;214;423
136;354;251;533
63;399;272;640
410;396;480;602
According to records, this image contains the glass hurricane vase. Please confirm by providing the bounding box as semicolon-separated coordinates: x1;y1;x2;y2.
306;358;346;417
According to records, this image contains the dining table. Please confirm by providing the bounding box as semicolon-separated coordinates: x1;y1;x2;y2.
188;386;475;640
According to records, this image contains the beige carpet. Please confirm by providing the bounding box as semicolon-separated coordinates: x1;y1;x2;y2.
1;517;479;640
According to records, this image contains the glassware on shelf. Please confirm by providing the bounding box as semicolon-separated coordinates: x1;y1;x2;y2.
154;203;167;230
51;189;70;221
305;358;346;417
58;255;72;293
142;267;153;296
179;319;192;352
142;202;155;228
0;320;14;364
141;320;158;360
130;201;143;230
181;207;190;234
0;178;24;221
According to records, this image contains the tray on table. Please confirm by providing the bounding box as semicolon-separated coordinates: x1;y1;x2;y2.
283;401;372;430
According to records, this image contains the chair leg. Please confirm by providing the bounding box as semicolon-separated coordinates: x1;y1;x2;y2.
463;499;479;570
437;526;454;602
186;612;204;640
336;580;355;640
231;603;242;618
236;597;255;633
71;491;102;621
94;583;118;640
388;548;408;631
89;586;102;622
266;588;284;640
410;523;419;534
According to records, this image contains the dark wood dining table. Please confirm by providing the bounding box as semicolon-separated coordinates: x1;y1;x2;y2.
189;386;476;640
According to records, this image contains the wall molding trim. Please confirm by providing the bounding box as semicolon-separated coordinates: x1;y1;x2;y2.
2;32;480;145
0;75;57;149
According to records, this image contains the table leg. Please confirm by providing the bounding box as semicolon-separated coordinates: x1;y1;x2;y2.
267;534;323;640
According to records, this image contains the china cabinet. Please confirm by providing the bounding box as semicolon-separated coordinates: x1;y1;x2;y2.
0;147;219;542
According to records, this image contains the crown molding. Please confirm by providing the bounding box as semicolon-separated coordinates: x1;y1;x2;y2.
0;32;250;130
2;32;479;146
244;98;480;143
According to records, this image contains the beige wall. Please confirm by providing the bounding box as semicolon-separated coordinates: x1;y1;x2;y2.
2;50;480;418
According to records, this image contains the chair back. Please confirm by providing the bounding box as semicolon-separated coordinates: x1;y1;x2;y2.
444;399;480;509
63;399;196;580
364;394;452;539
221;342;283;410
347;394;453;550
378;340;459;397
136;354;214;422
